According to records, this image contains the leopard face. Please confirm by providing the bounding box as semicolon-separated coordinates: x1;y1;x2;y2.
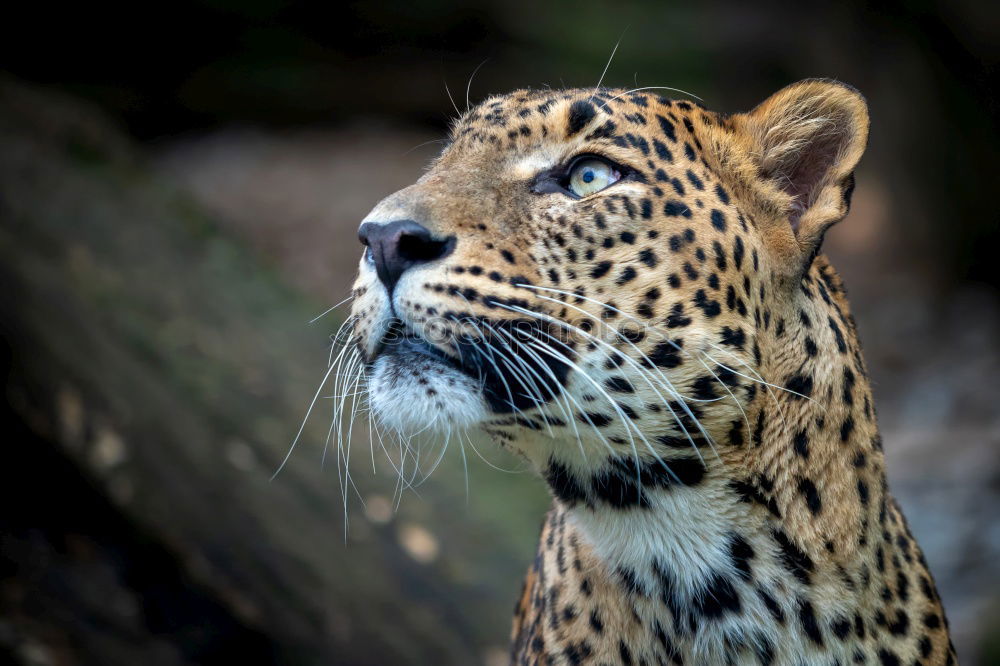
349;81;864;477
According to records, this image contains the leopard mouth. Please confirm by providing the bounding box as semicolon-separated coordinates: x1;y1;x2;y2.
374;320;466;373
372;318;574;414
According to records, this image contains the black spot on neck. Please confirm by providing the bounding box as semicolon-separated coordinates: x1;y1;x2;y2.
773;529;814;584
694;572;741;619
798;598;824;646
545;459;587;506
588;456;707;509
729;533;755;581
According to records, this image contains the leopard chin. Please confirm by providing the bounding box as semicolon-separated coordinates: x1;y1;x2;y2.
367;341;487;436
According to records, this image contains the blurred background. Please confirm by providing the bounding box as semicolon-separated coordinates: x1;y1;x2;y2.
1;1;998;664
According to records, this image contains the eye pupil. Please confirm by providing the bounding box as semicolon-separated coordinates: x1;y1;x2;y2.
582;169;595;183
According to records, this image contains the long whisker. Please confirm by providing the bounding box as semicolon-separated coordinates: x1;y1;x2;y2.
334;348;363;447
327;316;358;366
310;294;355;324
418;423;454;486
605;85;705;104
504;289;717;460
518;333;681;487
593;28;628;94
340;352;367;510
324;346;362;469
332;348;361;524
273;355;340;481
493;327;580;434
480;321;558;436
466;59;489;112
402;138;448;157
522;283;814;405
521;304;709;467
463;319;532;419
444;80;461;117
493;326;589;463
496;316;663;471
705;341;818;404
699;345;795;444
494;303;693;482
462;430;529;474
694;352;753;447
481;321;616;456
459;431;470;501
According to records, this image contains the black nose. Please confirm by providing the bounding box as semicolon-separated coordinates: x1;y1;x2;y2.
358;220;455;293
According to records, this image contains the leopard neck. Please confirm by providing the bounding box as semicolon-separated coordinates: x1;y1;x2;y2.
525;256;897;627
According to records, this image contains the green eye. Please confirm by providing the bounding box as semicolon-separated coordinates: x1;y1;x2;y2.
568;158;621;197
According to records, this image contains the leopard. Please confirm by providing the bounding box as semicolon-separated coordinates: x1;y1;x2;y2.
345;79;957;665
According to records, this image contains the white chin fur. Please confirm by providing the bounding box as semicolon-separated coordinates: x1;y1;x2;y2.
368;350;487;436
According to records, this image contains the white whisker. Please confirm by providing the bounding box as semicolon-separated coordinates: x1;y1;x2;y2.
493;302;692;484
606;85;705;104
444;80;461;117
505;287;719;460
273;355;340;481
310;294;355;324
465;59;489;112
594;28;628;94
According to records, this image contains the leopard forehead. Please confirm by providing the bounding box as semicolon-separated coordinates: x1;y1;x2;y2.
440;88;727;200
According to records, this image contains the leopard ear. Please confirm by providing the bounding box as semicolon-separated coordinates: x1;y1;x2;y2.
736;79;869;276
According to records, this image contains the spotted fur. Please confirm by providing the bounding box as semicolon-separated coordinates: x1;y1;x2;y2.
348;80;956;664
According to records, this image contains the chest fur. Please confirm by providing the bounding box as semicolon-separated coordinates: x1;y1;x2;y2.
514;500;840;664
511;491;953;666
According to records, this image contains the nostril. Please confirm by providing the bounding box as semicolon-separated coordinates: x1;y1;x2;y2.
398;233;455;262
357;219;455;291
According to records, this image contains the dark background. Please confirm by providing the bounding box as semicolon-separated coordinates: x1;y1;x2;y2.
1;1;998;664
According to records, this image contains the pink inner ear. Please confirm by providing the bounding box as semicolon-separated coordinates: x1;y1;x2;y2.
780;130;844;231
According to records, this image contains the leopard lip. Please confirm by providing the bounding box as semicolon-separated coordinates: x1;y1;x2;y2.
375;319;574;414
372;319;470;378
370;316;577;415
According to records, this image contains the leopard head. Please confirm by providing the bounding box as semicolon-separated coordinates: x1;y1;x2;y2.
347;80;868;479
